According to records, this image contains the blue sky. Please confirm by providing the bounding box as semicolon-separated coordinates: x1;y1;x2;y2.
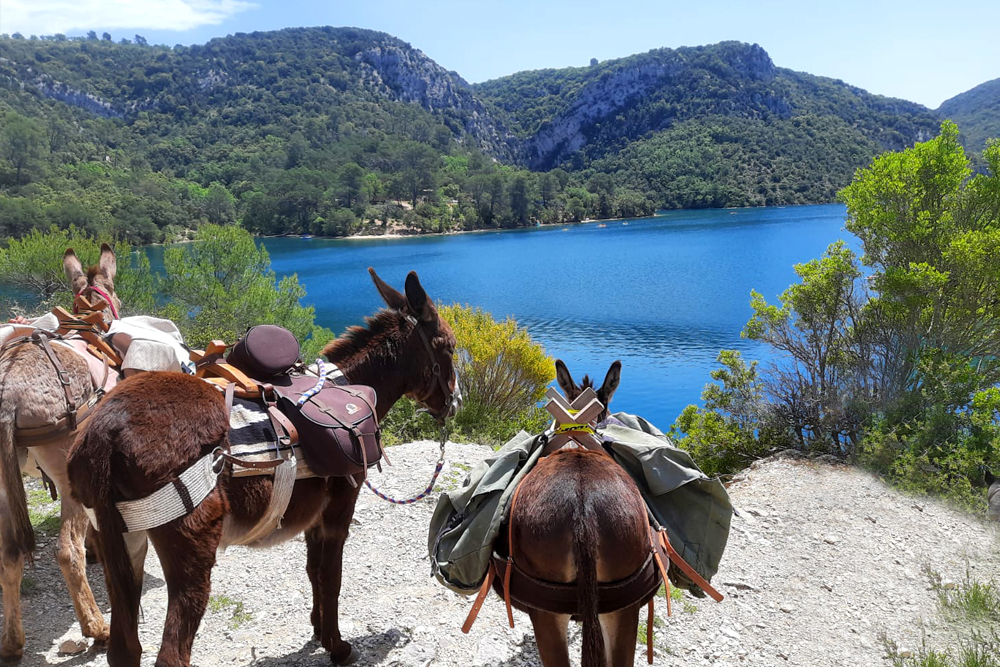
2;0;998;109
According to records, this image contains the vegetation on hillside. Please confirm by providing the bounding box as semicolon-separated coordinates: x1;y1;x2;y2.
939;78;1000;157
475;42;940;207
672;122;1000;510
0;28;654;244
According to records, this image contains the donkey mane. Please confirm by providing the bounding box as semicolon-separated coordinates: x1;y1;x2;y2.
320;308;407;364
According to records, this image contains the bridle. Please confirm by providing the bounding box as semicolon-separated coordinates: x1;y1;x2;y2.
406;314;460;424
74;284;119;320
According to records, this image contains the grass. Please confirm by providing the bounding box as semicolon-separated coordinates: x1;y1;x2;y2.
636;583;696;645
20;574;38;596
925;566;1000;624
207;594;253;629
26;487;61;538
881;630;1000;667
881;569;1000;667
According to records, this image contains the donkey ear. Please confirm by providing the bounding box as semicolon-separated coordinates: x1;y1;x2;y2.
555;359;577;395
404;271;437;323
987;469;996;486
368;267;408;312
99;243;116;281
63;248;87;293
598;360;622;407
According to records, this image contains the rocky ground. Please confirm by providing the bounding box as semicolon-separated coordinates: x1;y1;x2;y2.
13;442;1000;666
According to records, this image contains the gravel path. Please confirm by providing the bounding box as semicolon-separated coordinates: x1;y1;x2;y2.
14;444;1000;666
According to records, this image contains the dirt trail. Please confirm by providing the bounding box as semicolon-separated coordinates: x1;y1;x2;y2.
14;443;1000;666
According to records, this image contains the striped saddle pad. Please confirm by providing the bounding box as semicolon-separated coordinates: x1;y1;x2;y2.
228;397;316;479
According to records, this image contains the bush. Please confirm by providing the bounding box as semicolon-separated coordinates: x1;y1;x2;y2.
382;304;554;447
670;350;784;477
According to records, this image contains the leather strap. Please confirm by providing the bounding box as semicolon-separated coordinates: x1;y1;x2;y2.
646;597;654;664
32;330;78;430
260;384;299;446
503;474;529;629
461;561;497;634
406;314;454;423
658;529;724;602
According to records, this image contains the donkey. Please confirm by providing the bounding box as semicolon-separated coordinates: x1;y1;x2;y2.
987;470;1000;521
0;246;118;661
67;269;460;667
504;359;653;667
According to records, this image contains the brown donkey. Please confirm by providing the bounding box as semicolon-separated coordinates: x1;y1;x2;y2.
505;359;653;667
0;246;119;661
67;269;460;667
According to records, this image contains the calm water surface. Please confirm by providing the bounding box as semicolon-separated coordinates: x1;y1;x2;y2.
248;204;854;427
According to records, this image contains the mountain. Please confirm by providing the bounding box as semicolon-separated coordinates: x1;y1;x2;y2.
938;78;1000;155
475;42;941;206
0;29;955;241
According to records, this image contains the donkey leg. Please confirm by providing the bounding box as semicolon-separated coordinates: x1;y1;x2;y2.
55;501;109;643
526;610;571;667
305;525;323;637
148;511;222;667
315;479;362;665
603;605;642;667
0;552;25;662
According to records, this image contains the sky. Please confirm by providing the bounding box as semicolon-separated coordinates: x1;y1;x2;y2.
1;0;999;109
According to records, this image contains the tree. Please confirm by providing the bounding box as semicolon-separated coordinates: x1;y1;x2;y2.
1;113;47;184
86;31;98;40
160;225;332;356
0;228;154;314
134;34;148;46
204;182;236;224
336;162;366;209
590;58;599;67
508;173;532;226
102;32;111;41
397;143;439;207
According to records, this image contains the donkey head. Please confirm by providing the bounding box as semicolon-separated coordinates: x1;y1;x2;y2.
987;470;1000;522
555;359;622;423
64;243;120;324
369;268;461;423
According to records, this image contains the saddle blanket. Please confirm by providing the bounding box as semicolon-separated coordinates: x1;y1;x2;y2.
228;397;316;479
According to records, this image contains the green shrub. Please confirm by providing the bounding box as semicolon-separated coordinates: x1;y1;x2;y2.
382;304;554;447
670;350;784;477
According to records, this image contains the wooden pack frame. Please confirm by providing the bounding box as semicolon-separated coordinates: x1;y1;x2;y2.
539;386;606;456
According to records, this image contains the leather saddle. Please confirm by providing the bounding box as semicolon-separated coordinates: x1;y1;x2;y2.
197;325;383;480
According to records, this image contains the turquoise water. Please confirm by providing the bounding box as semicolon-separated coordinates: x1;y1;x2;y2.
247;203;853;427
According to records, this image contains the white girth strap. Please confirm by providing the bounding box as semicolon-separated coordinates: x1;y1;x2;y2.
232;449;298;545
84;451;221;533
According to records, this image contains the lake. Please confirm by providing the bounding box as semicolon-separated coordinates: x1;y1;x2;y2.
252;203;853;428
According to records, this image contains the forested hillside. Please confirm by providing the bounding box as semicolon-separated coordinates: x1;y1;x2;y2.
475;42;941;207
938;78;1000;155
0;27;654;242
0;29;957;241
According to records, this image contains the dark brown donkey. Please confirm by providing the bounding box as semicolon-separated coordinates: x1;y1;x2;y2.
0;246;119;661
67;269;460;667
506;359;652;667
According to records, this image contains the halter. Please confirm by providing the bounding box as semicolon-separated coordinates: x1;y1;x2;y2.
406;314;460;424
74;284;119;320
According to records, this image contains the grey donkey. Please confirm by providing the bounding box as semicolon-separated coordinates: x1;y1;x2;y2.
0;245;120;661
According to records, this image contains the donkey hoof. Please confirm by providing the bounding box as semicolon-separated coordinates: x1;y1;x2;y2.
332;646;359;665
0;648;23;664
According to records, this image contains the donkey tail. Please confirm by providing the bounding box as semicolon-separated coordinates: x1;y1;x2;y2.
68;425;140;649
0;402;35;563
575;495;606;667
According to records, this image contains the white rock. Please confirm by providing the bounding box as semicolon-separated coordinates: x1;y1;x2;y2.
58;638;88;655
